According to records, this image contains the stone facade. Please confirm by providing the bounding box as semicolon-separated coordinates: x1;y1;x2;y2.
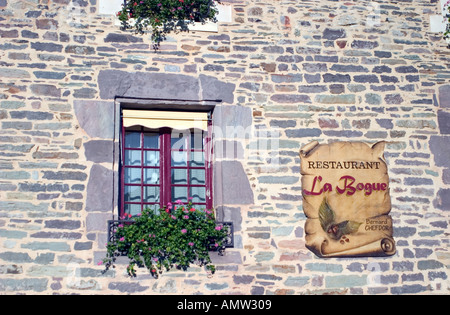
0;0;449;295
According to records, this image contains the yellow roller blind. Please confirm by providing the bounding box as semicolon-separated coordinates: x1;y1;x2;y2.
122;110;209;131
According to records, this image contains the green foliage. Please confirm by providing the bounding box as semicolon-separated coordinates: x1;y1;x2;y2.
117;0;220;49
444;2;450;43
101;201;229;278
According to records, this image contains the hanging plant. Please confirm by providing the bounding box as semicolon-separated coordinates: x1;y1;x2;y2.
117;0;221;49
444;0;450;46
100;200;229;278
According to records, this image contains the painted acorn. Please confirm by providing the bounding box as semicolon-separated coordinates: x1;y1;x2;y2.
326;222;345;240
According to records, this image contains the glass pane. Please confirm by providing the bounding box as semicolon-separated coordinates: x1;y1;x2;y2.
172;151;187;167
124;185;141;202
172;186;188;203
144;186;160;203
124;150;141;166
143;168;159;185
190;169;206;185
172;168;188;185
144;133;159;149
124;168;141;184
190;151;205;167
190;187;206;203
124;204;141;217
171;131;187;150
191;132;204;150
144;151;160;167
125;132;141;148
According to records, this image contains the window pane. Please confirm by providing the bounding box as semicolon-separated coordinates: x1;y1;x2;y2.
190;151;205;167
172;186;188;203
191;132;205;150
172;151;187;167
144;133;159;149
190;169;206;185
124;204;141;216
124;168;141;184
125;132;141;148
190;187;206;203
172;168;188;185
144;151;160;167
144;186;160;203
124;150;141;166
124;185;141;202
171;131;187;150
143;168;159;184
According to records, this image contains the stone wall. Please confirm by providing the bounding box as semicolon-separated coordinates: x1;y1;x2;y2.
0;0;449;294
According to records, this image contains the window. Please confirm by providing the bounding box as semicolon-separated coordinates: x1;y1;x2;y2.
98;0;125;15
120;110;213;217
430;0;449;35
100;0;232;32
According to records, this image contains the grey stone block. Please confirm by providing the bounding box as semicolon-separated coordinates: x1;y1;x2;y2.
439;85;450;108
104;33;143;43
199;74;235;104
85;164;114;212
84;140;113;163
98;70;200;101
30;84;61;97
434;189;450;211
0;278;48;292
86;213;111;232
213;105;252;138
31;42;63;52
322;28;346;40
214;161;254;205
44;220;81;230
438;110;450;134
214;140;245;160
430;136;450;167
74;100;115;139
108;282;149;293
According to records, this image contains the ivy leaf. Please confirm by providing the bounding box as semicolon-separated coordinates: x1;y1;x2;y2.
318;198;335;231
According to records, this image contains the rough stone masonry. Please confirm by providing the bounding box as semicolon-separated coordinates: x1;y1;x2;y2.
0;0;449;294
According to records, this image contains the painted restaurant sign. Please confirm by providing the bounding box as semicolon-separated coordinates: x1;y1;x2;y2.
300;141;396;258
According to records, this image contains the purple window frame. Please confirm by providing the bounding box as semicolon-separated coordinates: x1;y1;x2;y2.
120;120;213;217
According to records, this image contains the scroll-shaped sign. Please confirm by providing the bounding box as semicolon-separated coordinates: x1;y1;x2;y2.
299;141;396;257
